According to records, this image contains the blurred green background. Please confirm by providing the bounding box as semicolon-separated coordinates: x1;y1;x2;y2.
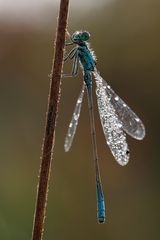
0;0;159;239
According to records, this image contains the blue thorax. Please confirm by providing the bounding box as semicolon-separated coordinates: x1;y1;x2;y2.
77;43;96;87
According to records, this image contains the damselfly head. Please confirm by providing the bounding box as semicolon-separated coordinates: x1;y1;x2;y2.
71;31;90;44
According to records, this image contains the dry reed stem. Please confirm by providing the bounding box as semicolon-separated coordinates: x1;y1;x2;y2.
32;1;70;239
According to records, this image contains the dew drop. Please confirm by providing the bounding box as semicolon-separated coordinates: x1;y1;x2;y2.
135;118;140;122
114;96;119;101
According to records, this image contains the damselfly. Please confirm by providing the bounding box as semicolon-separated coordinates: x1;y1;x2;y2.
63;31;145;224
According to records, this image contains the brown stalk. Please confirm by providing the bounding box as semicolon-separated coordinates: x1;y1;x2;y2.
32;1;70;239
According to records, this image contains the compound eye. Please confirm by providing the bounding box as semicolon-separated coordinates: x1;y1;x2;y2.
80;31;90;41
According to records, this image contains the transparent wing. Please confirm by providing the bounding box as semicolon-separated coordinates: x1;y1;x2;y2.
64;84;85;152
94;71;145;140
94;72;129;166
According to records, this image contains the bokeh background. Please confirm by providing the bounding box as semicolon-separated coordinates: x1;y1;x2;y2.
0;0;159;239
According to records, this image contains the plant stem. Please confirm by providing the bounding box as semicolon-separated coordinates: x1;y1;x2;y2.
32;1;70;239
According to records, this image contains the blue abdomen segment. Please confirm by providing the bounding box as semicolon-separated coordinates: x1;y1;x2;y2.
96;180;105;223
84;70;92;87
